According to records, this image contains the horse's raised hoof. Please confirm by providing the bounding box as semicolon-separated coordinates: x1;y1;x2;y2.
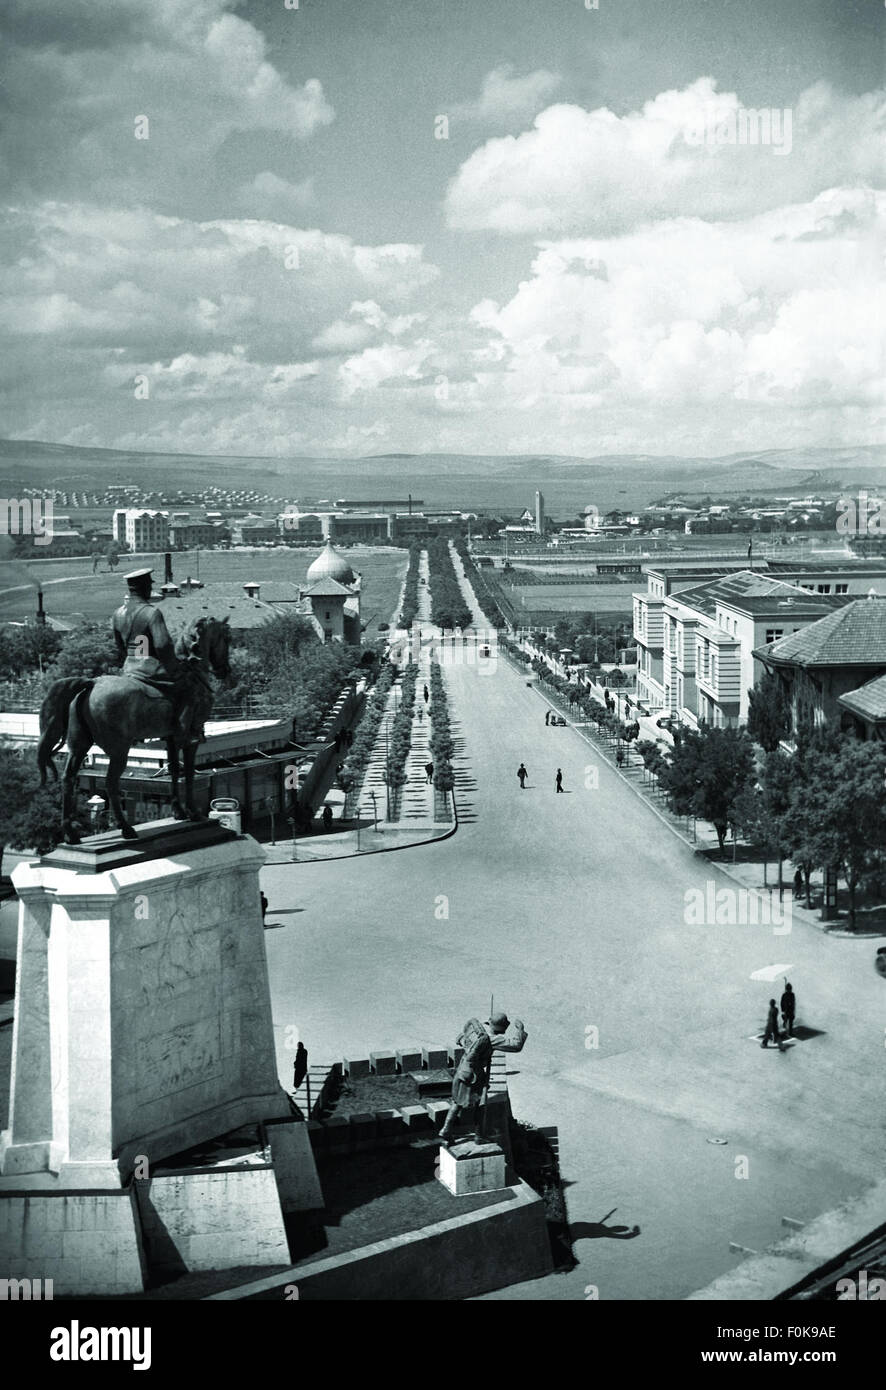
120;824;138;840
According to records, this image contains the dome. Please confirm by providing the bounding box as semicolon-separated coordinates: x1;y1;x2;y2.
306;539;355;585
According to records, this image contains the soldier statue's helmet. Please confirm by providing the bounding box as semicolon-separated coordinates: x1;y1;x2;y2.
488;1011;510;1032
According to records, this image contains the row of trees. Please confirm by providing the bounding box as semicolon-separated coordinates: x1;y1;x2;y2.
397;544;423;628
426;538;472;631
384;662;419;811
452;539;507;629
428;660;455;796
336;661;397;804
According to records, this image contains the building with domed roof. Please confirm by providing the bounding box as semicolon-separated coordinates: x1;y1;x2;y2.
299;539;362;643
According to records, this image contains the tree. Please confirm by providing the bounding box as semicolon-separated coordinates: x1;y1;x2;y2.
731;750;793;887
0;745;65;854
49;623;120;679
659;726;755;855
747;670;791;752
786;739;886;928
105;542;122;570
0;622;61;680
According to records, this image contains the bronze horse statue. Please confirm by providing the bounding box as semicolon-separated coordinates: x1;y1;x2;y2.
37;616;232;843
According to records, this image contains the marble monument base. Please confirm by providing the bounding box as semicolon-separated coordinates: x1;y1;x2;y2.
436;1139;507;1195
0;821;321;1294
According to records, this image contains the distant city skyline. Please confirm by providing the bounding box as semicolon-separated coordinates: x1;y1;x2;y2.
0;0;883;461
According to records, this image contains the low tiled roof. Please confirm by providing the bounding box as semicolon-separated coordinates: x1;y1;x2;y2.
753;597;886;667
159;590;276;631
839;673;886;721
300;578;352;598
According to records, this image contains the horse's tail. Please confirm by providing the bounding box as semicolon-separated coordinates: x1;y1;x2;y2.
37;677;94;784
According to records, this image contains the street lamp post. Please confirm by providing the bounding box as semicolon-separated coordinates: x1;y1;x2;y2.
369;789;379;831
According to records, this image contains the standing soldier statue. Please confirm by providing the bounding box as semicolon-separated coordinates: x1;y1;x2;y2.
438;1010;527;1145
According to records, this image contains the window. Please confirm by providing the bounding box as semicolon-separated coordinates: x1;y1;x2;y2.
325;610;331;619
835;583;848;594
765;629;784;644
816;584;831;594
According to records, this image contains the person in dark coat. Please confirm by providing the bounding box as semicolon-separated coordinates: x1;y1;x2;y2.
425;761;434;784
517;763;528;788
260;890;268;923
423;684;430;704
545;710;550;725
780;982;796;1036
555;768;563;792
322;804;333;831
793;868;803;898
761;999;785;1050
292;1041;308;1091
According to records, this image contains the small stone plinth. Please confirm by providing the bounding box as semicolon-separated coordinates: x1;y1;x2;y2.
399;1105;433;1132
436;1140;507;1196
448;1045;465;1067
422;1045;448;1070
370;1050;397;1076
343;1056;371;1080
396;1048;422;1073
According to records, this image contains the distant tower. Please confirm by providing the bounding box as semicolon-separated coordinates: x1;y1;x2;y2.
535;490;545;537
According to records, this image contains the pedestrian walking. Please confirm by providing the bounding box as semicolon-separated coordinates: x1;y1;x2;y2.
555;768;563;793
545;710;550;726
260;890;268;923
793;868;803;898
780;982;796;1037
322;804;333;832
760;999;785;1051
425;761;434;784
517;763;528;789
423;684;429;704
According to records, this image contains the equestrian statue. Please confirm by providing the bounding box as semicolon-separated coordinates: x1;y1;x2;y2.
37;568;232;843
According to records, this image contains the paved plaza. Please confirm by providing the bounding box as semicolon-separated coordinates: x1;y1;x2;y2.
262;625;884;1300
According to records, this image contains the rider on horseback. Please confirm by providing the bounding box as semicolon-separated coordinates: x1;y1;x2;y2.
112;569;201;744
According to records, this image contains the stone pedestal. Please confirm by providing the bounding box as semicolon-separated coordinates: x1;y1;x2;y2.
436;1139;507;1195
0;820;321;1294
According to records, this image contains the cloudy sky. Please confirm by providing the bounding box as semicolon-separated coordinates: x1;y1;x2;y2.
0;0;883;459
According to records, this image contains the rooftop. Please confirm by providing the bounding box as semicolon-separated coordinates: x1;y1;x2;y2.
838;673;886;722
754;597;886;667
667;571;821;620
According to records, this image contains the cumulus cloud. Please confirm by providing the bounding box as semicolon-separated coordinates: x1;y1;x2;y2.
240;171;316;217
452;64;562;128
0;201;441;452
468;188;884;403
0;0;334;212
446;79;886;234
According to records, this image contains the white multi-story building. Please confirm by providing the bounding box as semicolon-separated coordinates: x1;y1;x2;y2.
112;508;170;552
634;567;856;728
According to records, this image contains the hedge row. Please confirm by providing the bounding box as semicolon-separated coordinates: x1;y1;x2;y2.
426;538;472;631
428;661;455;792
398;544;423;628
